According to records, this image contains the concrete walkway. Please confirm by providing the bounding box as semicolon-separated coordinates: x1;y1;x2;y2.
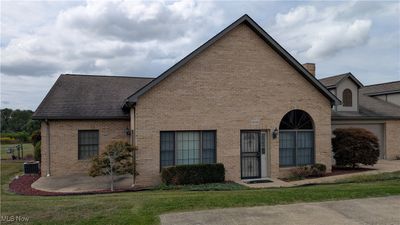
32;174;135;193
161;196;400;225
32;160;399;192
241;160;400;188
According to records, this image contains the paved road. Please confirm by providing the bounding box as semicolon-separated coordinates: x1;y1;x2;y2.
161;196;400;225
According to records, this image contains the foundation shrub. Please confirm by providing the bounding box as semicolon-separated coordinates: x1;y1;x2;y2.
161;163;225;185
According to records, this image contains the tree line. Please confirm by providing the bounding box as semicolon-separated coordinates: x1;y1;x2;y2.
1;108;40;142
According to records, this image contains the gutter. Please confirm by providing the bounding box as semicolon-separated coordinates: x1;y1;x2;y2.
332;116;400;120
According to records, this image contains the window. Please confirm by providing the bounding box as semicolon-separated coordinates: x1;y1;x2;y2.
343;89;352;106
160;131;216;169
78;130;99;160
279;110;314;167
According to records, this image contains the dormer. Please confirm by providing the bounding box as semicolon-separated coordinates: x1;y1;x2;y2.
319;73;363;112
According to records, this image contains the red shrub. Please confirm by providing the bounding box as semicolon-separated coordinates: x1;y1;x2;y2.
332;128;379;168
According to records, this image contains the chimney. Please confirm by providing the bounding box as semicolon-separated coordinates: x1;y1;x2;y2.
303;63;315;76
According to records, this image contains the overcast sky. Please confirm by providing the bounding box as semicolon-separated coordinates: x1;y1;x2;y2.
1;0;399;110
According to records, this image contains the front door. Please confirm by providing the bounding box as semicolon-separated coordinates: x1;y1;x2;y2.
241;131;261;179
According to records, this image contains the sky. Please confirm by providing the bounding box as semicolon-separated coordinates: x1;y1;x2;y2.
1;0;399;110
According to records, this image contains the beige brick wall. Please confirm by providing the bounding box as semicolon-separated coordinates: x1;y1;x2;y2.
41;120;130;176
385;120;400;159
134;24;332;186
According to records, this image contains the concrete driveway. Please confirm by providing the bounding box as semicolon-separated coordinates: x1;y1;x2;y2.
161;196;400;225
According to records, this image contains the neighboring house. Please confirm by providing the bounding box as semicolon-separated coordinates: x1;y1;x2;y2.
32;15;398;187
319;73;400;159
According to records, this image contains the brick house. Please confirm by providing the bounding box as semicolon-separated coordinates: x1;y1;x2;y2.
33;15;399;186
319;73;400;160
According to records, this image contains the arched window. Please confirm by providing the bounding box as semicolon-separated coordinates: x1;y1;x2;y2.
343;89;352;107
279;110;314;167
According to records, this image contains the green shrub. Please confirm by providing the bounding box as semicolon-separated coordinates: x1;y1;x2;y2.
161;163;225;185
310;163;327;177
34;141;41;161
154;182;247;191
1;131;30;142
332;128;379;168
289;166;312;180
289;163;327;180
0;137;18;144
31;130;41;147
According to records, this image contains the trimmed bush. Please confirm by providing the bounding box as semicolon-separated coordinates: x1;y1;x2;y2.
161;163;225;185
332;128;379;168
289;166;312;180
310;163;326;177
289;163;327;180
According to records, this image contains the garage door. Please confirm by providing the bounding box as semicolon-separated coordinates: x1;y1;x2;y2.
332;123;385;159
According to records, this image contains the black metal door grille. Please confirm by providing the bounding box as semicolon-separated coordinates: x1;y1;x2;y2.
241;131;261;179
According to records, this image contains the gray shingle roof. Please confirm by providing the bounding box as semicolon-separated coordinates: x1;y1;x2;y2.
319;72;363;88
319;75;400;120
361;81;400;96
319;73;348;88
332;96;400;120
32;74;153;120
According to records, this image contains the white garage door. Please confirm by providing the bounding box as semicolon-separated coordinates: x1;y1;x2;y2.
332;123;385;159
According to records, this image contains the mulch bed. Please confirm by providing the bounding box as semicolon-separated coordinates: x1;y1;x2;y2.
281;167;376;182
329;167;375;176
8;174;148;196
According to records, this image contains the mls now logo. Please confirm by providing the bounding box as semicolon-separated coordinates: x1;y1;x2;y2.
1;215;29;222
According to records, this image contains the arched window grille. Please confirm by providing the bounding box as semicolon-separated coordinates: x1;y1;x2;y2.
279;110;314;167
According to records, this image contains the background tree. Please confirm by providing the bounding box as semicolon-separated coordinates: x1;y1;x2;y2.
34;141;41;161
1;108;13;131
89;141;137;191
1;108;41;144
31;130;41;147
1;108;40;133
332;128;379;168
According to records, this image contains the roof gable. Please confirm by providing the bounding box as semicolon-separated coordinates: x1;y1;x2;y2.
124;14;340;107
319;72;363;89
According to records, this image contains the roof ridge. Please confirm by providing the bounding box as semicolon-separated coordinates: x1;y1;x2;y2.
319;72;350;80
363;80;400;87
62;74;155;79
124;14;339;107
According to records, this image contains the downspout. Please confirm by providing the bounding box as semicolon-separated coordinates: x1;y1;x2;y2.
45;119;51;176
130;107;136;187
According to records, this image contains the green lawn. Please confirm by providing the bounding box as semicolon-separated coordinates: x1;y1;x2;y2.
1;161;400;225
0;143;34;160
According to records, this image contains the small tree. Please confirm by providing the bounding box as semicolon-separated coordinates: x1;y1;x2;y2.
31;130;41;147
332;128;379;168
89;141;137;191
34;141;41;161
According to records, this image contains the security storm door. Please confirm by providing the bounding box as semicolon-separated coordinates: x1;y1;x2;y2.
241;131;261;179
